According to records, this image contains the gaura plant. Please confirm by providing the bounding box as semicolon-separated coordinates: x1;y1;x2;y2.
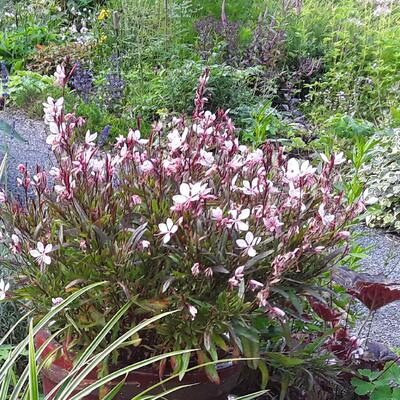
0;66;365;382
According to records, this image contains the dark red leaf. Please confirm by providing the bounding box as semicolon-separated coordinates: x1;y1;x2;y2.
333;268;400;311
307;296;341;323
349;282;400;311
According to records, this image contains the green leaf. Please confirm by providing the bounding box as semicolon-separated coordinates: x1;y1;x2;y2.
235;390;269;400
392;387;400;400
370;386;392;400
0;282;106;381
351;378;375;395
178;351;190;381
101;376;127;400
28;320;39;400
265;352;305;368
258;360;269;390
280;373;290;400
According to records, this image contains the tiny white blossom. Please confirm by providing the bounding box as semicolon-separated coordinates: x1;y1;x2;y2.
51;297;64;310
30;242;53;267
158;218;178;244
286;158;316;180
228;209;250;231
236;232;261;257
187;304;198;320
85;130;98;146
0;279;10;300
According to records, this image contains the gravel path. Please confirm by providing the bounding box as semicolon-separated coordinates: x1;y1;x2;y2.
353;226;400;348
0;108;54;197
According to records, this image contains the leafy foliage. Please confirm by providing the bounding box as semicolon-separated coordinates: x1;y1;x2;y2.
360;131;400;230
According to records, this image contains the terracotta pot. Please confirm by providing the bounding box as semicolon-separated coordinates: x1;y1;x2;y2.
36;329;242;400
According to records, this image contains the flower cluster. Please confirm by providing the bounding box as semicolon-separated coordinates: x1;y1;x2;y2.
0;68;364;373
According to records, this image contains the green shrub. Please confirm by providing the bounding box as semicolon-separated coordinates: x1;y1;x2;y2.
361;130;400;230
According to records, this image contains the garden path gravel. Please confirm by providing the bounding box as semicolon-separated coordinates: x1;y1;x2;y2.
353;226;400;349
0;108;54;197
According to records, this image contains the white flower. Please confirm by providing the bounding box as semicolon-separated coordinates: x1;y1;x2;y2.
236;231;261;257
0;279;10;300
318;204;335;226
285;158;316;180
30;242;53;266
167;128;188;151
51;297;64;310
85;130;97;146
158;218;178;244
127;129;148;145
140;240;150;249
0;191;6;204
172;182;211;205
241;178;264;196
320;152;346;165
187;304;198;320
228;209;250;231
139;160;154;173
211;207;223;221
198;149;214;167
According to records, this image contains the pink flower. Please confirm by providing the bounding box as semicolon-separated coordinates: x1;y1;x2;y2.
236;231;261;257
30;242;53;267
268;306;286;319
263;216;283;234
167;128;188;151
54;65;66;87
198;149;214;167
11;234;22;254
229;266;245;288
248;279;264;291
204;267;213;277
0;279;10;301
130;195;142;206
79;240;87;251
191;263;201;276
257;288;269;307
158;218;178;244
0;191;6;204
336;231;350;240
227;209;250;231
187;304;198;320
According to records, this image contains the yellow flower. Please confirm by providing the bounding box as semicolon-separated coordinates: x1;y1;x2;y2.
98;9;109;20
99;34;107;44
